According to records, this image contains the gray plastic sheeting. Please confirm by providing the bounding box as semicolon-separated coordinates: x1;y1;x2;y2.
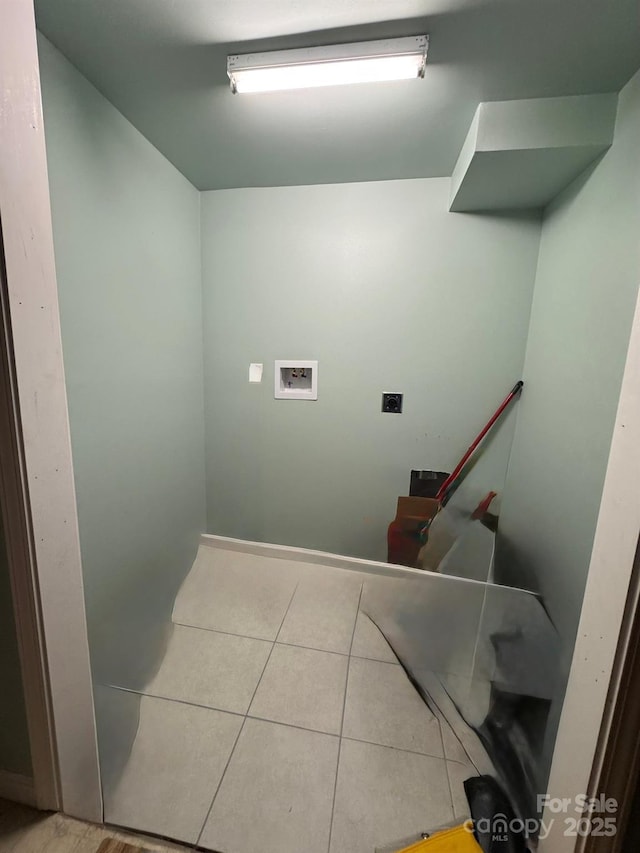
362;548;559;825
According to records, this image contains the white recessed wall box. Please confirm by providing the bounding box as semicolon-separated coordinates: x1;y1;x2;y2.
275;360;318;400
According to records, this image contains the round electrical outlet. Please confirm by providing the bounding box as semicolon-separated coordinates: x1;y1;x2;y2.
382;393;403;413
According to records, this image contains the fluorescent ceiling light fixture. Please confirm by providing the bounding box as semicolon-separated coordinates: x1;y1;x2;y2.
227;36;428;94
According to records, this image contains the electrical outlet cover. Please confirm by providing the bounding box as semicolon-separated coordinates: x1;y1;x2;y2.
382;393;403;413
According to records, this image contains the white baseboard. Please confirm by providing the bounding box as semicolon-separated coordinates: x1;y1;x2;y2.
200;532;493;589
199;532;426;579
0;770;36;806
198;533;505;591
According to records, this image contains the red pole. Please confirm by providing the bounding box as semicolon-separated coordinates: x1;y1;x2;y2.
435;381;524;504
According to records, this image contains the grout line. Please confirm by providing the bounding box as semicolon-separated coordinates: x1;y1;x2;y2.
244;714;340;739
436;708;457;822
102;683;247;719
444;756;477;768
275;640;349;657
349;655;402;670
273;584;297;645
172;620;277;644
339;735;449;762
248;580;300;713
173;619;395;663
101;682;450;758
192;717;245;850
193;580;300;849
349;652;399;664
326;584;363;853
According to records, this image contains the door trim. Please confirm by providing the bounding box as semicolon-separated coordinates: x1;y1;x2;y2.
540;281;640;851
0;771;37;808
580;537;640;852
0;0;102;820
0;222;59;811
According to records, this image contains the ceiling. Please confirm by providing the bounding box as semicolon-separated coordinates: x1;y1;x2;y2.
35;0;640;191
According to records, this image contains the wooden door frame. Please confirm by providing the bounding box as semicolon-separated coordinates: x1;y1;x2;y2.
0;220;59;810
580;536;640;853
540;281;640;852
0;0;102;821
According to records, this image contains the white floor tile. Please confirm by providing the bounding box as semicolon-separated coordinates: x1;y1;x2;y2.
446;760;476;820
173;547;299;640
351;612;398;663
94;547;457;853
143;624;271;713
249;644;348;734
200;718;339;853
343;657;443;756
329;739;453;853
277;570;362;654
104;694;242;844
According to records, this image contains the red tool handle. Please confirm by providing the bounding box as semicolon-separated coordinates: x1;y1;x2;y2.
435;381;524;503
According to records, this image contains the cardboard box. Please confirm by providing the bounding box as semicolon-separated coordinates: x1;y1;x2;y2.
395;496;440;532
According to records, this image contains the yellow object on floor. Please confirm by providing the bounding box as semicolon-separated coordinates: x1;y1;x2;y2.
395;823;482;852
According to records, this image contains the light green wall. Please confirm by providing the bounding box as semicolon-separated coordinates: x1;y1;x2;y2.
450;94;618;212
35;26;640;807
38;36;206;687
0;515;32;777
475;95;617;152
498;68;640;681
201;180;541;560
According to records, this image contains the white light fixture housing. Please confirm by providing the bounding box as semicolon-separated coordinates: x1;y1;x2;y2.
227;36;428;95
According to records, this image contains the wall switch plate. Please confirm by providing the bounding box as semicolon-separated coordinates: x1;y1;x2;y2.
382;393;403;413
249;363;263;383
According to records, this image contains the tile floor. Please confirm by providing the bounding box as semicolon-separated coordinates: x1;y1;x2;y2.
101;545;478;853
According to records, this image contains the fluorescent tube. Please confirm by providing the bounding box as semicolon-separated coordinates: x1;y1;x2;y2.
227;36;428;94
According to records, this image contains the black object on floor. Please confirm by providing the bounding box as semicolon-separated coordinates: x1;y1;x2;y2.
409;470;450;498
476;685;551;828
464;775;528;852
